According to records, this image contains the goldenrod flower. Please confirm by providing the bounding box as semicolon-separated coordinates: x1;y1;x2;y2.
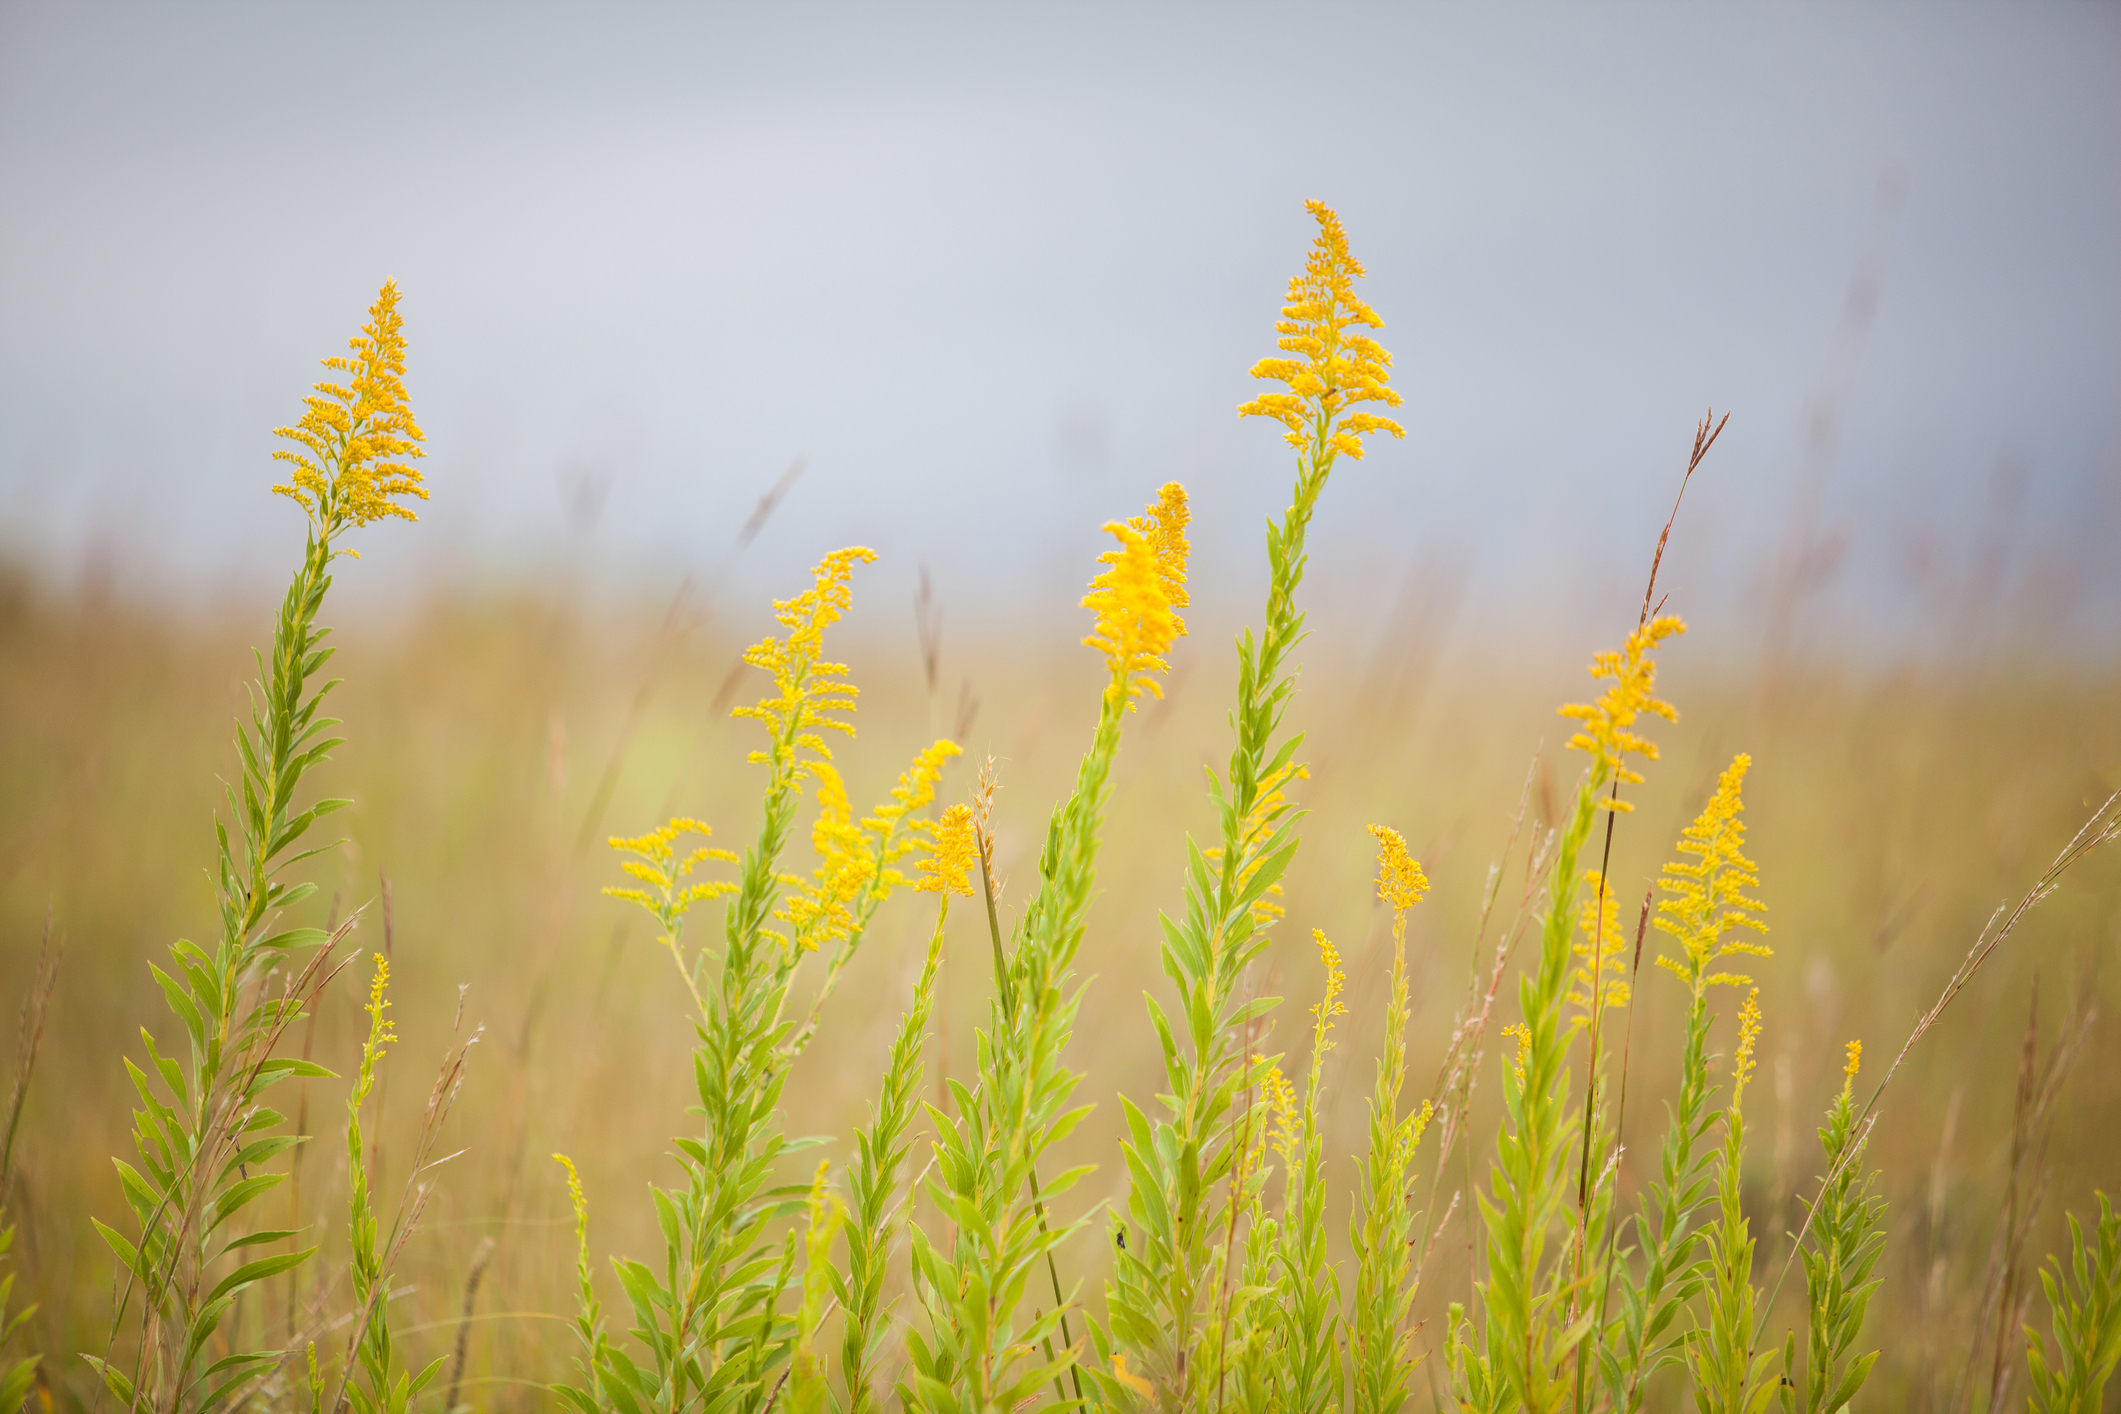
734;547;875;775
1205;759;1309;926
1558;616;1687;811
1653;754;1771;995
605;819;739;996
1569;870;1632;1019
916;803;977;898
1239;201;1405;459
1263;1061;1299;1165
363;953;396;1056
1309;928;1348;1055
1731;988;1763;1101
1501;1022;1532;1087
553;1152;589;1239
1082;484;1190;707
606;817;740;915
1411;1097;1437;1147
273;280;427;531
1205;759;1310;926
781;766;875;952
1144;479;1191;631
1842;1039;1862;1098
1367;823;1429;912
865;738;964;886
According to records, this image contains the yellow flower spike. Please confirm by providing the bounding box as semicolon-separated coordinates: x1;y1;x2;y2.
1842;1039;1862;1099
1558;615;1687;810
1263;1062;1299;1166
864;738;965;884
1653;754;1771;997
733;547;876;777
781;764;876;953
1502;1022;1532;1086
916;803;977;898
364;954;395;1055
1367;824;1429;912
1411;1097;1437;1146
1732;988;1763;1102
604;818;736;996
1206;760;1309;925
1569;870;1632;1019
272;280;428;532
1082;485;1191;707
1145;480;1191;632
553;1153;588;1234
1308;928;1348;1055
1239;200;1405;457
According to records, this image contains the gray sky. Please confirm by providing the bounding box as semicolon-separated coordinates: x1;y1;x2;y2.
2;2;2116;652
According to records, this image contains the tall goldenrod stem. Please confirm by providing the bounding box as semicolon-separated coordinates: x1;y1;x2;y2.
976;825;1084;1407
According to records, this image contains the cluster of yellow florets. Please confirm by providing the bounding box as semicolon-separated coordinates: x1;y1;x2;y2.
1502;1022;1532;1087
865;739;963;884
363;953;396;1055
1569;870;1633;1019
1731;988;1764;1101
1653;754;1771;995
1263;1060;1300;1166
734;547;875;774
781;737;963;949
604;817;739;930
781;767;873;952
1367;824;1429;912
916;803;977;899
1559;615;1687;809
1238;200;1406;460
273;280;428;532
1083;483;1191;707
1308;928;1348;1049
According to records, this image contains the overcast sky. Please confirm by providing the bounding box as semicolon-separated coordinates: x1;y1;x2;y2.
2;2;2116;652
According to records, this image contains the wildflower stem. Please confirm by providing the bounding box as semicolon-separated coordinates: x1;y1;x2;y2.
975;823;1084;1407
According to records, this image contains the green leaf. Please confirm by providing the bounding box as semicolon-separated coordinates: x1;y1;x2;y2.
257;926;330;953
249;1057;337;1091
148;964;207;1049
83;1354;135;1404
220;1227;302;1256
222;1133;301;1180
211;1171;288;1231
0;1355;38;1414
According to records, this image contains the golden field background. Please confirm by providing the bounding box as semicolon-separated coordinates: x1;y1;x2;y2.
1;554;2117;1410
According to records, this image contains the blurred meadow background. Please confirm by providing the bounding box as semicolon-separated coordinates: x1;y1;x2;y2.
3;2;2120;1410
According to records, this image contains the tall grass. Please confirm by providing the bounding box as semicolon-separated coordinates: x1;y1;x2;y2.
0;203;2117;1414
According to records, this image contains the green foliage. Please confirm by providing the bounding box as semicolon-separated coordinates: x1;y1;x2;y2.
0;1225;40;1414
1103;407;1326;1414
1450;765;1608;1414
1783;1075;1885;1414
1598;987;1719;1412
333;959;455;1414
1681;997;1775;1414
903;689;1125;1412
89;515;349;1413
837;905;949;1414
57;206;2121;1414
2025;1192;2121;1414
